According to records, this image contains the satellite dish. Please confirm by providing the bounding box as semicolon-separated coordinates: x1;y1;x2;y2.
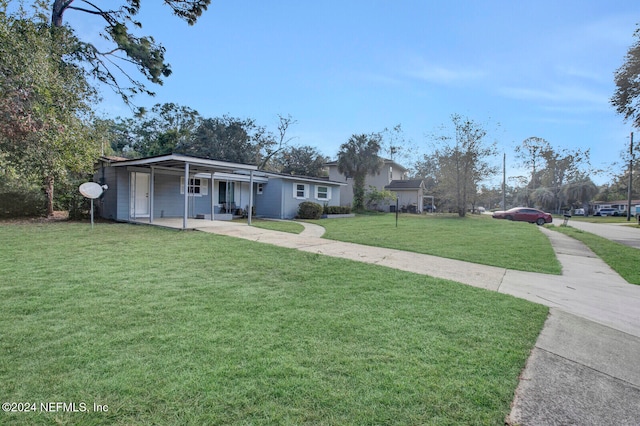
79;182;104;199
79;182;108;229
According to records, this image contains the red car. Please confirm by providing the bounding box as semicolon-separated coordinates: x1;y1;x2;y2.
492;207;553;226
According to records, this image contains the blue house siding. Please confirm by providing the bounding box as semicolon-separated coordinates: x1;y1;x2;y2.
154;173;185;218
95;155;344;223
257;178;342;219
95;166;118;220
257;179;284;219
115;168;129;221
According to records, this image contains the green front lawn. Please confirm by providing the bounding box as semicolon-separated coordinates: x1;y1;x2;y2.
0;223;547;425
236;218;305;234
310;214;561;274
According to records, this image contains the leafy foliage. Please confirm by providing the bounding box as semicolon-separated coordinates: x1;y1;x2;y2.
0;8;100;215
177;115;265;164
297;201;323;219
514;136;591;212
364;186;396;211
50;0;211;103
425;115;498;217
277;145;328;177
612;25;640;129
323;205;351;215
337;133;383;211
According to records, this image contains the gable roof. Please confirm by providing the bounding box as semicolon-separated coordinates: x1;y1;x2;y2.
385;179;425;190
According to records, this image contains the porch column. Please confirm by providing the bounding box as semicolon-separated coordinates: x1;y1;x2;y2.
248;171;254;225
183;163;190;229
149;167;155;224
210;172;215;221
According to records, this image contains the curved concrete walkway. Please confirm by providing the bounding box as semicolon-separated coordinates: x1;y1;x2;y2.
196;220;640;425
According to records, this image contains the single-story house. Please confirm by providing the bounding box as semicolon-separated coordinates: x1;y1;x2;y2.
94;154;345;228
385;179;426;213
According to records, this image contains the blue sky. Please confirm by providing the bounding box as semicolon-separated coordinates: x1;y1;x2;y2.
78;1;639;186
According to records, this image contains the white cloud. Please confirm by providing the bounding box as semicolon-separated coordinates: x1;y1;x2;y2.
498;85;609;107
407;65;486;84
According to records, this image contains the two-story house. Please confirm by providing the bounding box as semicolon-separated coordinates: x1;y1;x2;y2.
325;158;424;212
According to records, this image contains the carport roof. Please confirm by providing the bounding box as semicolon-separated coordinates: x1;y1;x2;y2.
385;179;425;190
102;154;258;174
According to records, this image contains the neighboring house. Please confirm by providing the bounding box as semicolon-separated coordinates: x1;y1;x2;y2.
592;200;640;216
384;179;426;213
325;158;408;208
94;154;344;228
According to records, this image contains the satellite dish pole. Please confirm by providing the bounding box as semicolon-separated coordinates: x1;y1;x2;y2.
79;182;108;228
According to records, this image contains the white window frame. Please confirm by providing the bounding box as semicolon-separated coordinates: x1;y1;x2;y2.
315;185;331;201
293;183;309;199
256;183;263;195
180;177;208;196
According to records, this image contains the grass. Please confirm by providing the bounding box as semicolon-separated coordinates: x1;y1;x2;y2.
552;225;640;285
309;213;561;274
0;222;547;425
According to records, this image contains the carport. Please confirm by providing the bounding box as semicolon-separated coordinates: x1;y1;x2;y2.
101;154;260;229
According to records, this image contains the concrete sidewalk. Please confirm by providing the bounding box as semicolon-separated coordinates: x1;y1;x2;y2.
195;221;640;425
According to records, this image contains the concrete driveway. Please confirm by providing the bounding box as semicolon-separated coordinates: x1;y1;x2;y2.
567;219;640;249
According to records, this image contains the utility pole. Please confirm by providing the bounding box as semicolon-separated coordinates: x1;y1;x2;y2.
627;132;634;222
502;153;506;210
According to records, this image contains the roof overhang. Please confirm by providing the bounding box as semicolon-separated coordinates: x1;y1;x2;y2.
263;172;347;186
105;154;258;174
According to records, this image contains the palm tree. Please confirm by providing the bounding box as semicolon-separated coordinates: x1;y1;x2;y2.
532;187;556;212
337;134;383;211
563;178;598;216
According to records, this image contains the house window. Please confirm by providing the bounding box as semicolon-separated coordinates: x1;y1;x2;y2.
256;183;263;194
218;181;235;203
294;183;308;199
315;185;331;200
180;177;208;196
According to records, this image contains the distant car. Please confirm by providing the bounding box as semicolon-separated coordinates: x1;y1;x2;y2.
492;207;553;226
573;208;585;216
594;208;619;217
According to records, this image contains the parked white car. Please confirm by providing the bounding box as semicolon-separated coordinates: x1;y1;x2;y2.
595;208;620;217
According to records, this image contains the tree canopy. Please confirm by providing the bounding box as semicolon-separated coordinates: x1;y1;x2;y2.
612;25;640;129
337;133;383;211
425;115;498;217
0;7;100;215
49;0;211;103
177;116;259;164
276;145;328;177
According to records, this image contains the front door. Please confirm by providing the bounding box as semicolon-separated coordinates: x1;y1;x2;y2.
131;172;150;218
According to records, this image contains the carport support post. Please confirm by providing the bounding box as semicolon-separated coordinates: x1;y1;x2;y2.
248;170;254;225
149;167;155;224
183;162;190;229
210;172;215;221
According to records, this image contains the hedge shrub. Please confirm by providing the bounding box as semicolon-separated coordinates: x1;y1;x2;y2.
0;189;46;218
325;205;351;215
297;201;323;219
